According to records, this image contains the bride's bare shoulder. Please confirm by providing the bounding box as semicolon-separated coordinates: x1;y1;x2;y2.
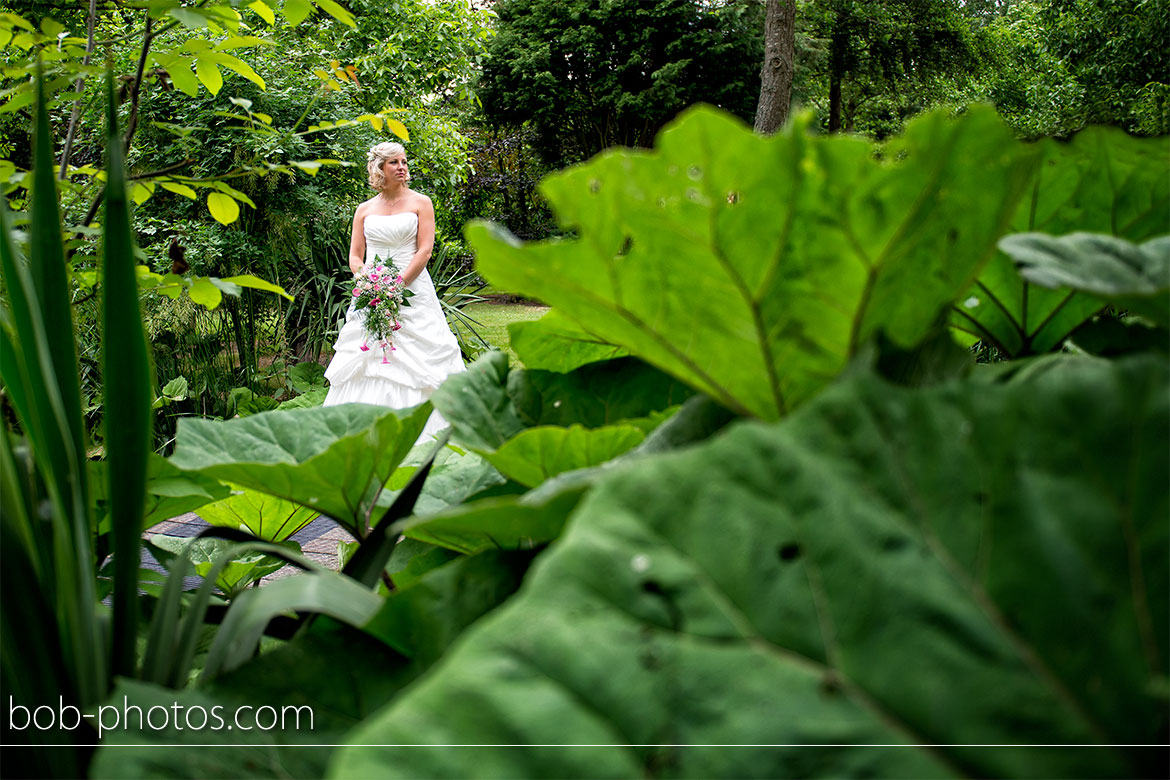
353;197;380;217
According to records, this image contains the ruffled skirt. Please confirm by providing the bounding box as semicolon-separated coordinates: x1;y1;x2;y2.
323;267;465;442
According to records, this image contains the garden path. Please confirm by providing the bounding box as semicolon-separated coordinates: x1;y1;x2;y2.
143;514;351;585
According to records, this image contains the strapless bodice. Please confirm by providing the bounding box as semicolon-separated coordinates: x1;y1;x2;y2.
365;212;417;267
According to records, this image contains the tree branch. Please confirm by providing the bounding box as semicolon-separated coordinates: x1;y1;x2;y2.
59;0;100;179
128;157;195;180
122;14;154;156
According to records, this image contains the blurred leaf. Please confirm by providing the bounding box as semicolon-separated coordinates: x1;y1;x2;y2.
188;276;223;308
952;127;1169;355
1002;232;1169;327
385;117;409;141
336;355;1168;778
201;51;265;90
101;68;152;679
278;388;327;410
429;352;526;451
509;357;693;430
194;55;222;94
202;566;384;678
471;105;1031;419
288;361;326;392
431;352;690;454
365;550;534;662
207;192;239;225
314;0;357;28
222;273;292;300
508;310;628;372
395;485;586;555
482;424;645;488
284;0;313;26
246;1;275;26
159;181;197;199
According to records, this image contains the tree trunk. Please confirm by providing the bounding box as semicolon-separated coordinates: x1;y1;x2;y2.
828;27;846;133
753;0;796;135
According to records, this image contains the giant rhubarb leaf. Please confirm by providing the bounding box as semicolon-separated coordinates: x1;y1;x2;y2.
169;403;430;539
952;127;1170;354
469;105;1031;419
332;355;1167;778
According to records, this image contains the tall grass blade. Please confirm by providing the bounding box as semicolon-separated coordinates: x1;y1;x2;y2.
169;529;320;687
101;71;152;678
0;68;104;707
29;59;87;520
201;569;384;681
139;553;194;685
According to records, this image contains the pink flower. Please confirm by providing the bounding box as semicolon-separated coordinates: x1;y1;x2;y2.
352;289;360;296
370;298;380;306
395;275;404;284
369;273;380;281
391;322;402;331
360;342;370;352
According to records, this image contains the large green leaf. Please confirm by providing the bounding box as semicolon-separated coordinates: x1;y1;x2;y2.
952;127;1170;354
507;309;629;372
333;355;1167;778
509;356;693;430
394;487;586;555
202;568;384;680
470;105;1031;419
90;456;231;534
364;549;536;663
482;424;645;488
1002;232;1170;328
197;485;319;542
148;535;297;598
433;351;696;454
428;352;526;451
168;403;431;539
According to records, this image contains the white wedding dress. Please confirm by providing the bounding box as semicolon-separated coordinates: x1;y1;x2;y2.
323;212;465;440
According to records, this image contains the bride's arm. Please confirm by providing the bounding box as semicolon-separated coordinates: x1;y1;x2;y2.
348;206;367;275
400;196;435;286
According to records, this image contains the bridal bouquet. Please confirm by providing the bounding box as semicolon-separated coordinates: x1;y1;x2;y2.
350;257;413;360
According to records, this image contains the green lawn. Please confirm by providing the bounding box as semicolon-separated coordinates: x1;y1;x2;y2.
461;302;549;365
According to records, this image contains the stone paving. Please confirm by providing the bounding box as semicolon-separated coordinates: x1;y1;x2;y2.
144;513;355;584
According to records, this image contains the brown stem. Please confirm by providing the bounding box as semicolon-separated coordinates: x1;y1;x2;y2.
128;157;195;180
122;15;154;156
59;0;99;179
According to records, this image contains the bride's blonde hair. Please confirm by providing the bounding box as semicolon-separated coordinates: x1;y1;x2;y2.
367;142;408;190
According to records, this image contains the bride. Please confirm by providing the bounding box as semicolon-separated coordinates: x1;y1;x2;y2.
322;141;466;440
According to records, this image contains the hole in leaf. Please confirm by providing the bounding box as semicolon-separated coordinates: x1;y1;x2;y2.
882;536;909;553
589;178;601;193
777;542;801;561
